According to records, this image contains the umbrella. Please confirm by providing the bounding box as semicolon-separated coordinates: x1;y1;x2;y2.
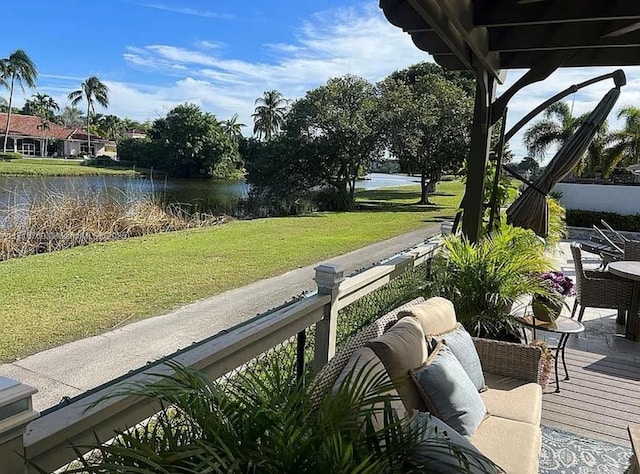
506;87;621;237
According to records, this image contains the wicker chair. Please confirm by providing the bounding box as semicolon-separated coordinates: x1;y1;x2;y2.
625;240;640;261
570;243;635;323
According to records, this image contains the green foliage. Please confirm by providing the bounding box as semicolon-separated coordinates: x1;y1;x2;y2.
431;226;555;337
546;197;567;247
565;209;640;232
60;359;496;473
149;103;239;178
379;68;473;204
0;151;21;160
252;90;288;140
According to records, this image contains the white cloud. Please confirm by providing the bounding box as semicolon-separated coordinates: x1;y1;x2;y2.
135;2;235;19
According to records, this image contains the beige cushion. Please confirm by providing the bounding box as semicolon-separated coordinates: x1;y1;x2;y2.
398;297;457;336
482;373;542;426
332;347;407;431
366;317;428;412
471;415;541;474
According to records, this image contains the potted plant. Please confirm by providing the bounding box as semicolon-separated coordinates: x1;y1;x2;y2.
431;225;556;340
531;271;575;324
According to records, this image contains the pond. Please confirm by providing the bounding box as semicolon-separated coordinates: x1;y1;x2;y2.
0;173;420;216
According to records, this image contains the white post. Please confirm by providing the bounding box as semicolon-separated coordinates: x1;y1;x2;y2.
313;263;345;373
0;377;39;473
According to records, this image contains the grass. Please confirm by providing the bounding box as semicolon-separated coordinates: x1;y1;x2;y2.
0;181;463;361
0;158;138;176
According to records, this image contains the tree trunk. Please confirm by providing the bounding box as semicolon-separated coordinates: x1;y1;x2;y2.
3;76;15;154
418;170;433;205
86;102;91;156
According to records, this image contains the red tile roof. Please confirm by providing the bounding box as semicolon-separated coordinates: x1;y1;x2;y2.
0;113;84;140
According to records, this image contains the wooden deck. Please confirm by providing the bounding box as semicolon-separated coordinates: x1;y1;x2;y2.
542;347;640;448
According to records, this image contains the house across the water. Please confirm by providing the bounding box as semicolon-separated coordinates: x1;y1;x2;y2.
0;113;113;157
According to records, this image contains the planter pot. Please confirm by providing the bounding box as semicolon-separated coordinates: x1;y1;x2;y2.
531;295;563;324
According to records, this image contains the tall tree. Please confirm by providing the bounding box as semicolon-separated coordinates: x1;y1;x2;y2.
96;114;125;142
57;105;85;128
1;49;38;153
221;113;246;143
252;90;287;140
28;93;59;157
67;75;109;155
380;71;473;204
604;106;640;176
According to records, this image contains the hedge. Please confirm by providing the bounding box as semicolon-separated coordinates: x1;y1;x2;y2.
0;152;22;160
566;209;640;232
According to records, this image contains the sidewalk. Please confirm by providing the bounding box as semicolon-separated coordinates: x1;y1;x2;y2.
0;225;440;411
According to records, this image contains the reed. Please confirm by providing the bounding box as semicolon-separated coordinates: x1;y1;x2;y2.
0;191;226;261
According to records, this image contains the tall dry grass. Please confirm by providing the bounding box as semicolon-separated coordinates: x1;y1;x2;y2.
0;192;226;261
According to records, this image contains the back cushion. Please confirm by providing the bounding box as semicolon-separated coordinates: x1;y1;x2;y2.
366;317;429;412
332;347;407;431
398;297;457;336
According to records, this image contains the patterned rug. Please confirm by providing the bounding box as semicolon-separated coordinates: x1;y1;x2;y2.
541;426;633;473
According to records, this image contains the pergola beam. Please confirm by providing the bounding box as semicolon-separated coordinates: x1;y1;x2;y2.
474;0;640;27
500;47;640;68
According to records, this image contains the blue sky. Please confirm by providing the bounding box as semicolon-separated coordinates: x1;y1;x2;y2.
3;0;640;160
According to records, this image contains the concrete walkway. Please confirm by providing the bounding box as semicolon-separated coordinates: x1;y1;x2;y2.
0;225;440;411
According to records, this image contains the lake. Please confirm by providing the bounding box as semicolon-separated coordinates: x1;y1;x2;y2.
0;173;420;215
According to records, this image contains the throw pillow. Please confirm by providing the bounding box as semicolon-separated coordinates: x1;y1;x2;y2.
431;323;486;392
408;413;502;473
410;342;487;437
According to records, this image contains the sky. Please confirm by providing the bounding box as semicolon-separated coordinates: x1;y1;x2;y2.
2;0;640;160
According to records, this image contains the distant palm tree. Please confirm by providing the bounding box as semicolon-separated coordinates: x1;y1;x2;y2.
57;105;85;128
523;101;608;176
29;93;60;157
604;106;640;176
0;49;38;153
252;90;287;140
67;75;109;155
222;113;246;142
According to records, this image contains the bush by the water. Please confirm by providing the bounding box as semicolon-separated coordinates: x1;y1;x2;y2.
0;193;226;261
566;209;640;232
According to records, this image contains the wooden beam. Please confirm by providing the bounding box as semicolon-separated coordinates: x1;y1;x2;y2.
489;22;640;52
500;47;640;68
474;0;640;27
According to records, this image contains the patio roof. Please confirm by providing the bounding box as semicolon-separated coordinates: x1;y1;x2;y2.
380;0;640;240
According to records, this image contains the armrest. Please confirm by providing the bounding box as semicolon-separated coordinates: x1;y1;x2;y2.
473;338;544;385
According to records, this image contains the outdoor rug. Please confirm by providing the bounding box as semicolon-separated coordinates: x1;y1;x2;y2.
540;425;633;473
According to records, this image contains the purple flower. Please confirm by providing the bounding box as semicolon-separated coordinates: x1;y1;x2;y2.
539;271;575;297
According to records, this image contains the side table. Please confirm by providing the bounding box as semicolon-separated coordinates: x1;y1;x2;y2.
516;315;585;392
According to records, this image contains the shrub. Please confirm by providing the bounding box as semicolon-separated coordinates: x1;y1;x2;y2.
0;152;22;160
546;197;567;247
565;209;640;232
431;225;556;338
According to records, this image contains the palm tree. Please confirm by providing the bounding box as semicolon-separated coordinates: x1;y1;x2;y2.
67;75;109;155
30;93;59;157
523;101;608;176
603;106;640;176
221;113;246;142
57;105;85;128
252;90;287;140
1;49;38;153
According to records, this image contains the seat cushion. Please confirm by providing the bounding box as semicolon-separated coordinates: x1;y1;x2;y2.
470;415;541;474
410;343;487;437
482;373;542;426
366;317;429;412
398;296;458;336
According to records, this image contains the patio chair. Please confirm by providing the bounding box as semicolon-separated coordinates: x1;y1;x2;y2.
569;243;634;324
625;240;640;261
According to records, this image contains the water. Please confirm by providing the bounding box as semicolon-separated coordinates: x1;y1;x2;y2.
0;173;419;216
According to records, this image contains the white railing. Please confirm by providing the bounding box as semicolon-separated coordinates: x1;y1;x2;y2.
0;238;441;473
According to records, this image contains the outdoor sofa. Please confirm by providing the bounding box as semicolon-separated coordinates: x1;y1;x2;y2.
311;296;545;473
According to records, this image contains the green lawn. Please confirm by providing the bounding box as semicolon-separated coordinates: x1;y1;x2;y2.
0;181;462;361
0;158;138;176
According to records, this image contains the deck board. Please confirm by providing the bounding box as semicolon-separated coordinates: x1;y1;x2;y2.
542;348;640;448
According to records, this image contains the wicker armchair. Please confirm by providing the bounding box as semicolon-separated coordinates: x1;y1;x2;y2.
570;243;634;323
625;240;640;261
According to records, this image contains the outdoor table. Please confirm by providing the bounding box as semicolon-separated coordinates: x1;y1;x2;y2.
608;261;640;341
516;314;585;393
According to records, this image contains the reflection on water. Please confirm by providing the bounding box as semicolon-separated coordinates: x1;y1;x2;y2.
0;173;419;218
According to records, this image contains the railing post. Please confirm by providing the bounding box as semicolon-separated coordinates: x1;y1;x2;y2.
313;263;345;374
0;377;39;473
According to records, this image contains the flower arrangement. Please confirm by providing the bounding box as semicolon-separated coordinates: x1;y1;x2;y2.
539;271;575;297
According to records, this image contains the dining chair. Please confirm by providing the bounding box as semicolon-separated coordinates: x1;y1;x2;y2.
570;243;635;323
